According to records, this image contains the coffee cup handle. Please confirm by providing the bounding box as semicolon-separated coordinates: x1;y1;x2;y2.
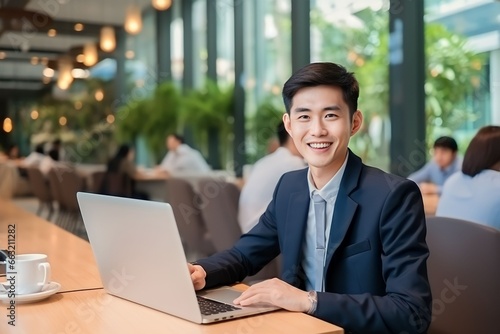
38;262;51;287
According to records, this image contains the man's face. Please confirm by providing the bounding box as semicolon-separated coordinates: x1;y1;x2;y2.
283;85;362;179
433;147;456;169
166;136;180;151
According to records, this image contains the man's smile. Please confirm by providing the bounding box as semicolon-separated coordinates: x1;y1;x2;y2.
308;142;332;149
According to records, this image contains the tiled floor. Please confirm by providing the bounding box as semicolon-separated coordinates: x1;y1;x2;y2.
12;196;39;214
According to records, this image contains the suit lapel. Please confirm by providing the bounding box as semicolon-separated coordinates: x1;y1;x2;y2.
325;150;362;269
283;189;310;274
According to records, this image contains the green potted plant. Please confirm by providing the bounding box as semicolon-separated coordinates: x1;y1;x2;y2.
180;79;234;169
247;97;284;163
116;81;181;162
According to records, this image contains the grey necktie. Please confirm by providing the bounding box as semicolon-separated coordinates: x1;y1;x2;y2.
312;192;327;292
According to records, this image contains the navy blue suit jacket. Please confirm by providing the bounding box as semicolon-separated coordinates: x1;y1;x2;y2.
197;151;432;334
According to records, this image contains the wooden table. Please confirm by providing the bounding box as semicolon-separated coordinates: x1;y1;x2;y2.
3;289;342;334
0;162;31;199
0;200;102;292
423;193;440;216
0;200;344;334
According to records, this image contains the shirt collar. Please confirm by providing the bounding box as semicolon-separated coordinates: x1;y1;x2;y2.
307;153;349;202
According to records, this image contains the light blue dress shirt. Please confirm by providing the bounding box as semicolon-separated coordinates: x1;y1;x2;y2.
408;156;462;194
436;169;500;230
302;154;348;292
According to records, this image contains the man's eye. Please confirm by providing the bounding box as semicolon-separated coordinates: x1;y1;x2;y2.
297;115;309;120
325;113;338;118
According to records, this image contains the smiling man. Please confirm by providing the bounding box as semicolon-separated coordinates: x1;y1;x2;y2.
189;62;432;334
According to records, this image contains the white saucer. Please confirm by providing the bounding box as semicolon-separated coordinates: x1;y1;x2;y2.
0;282;61;304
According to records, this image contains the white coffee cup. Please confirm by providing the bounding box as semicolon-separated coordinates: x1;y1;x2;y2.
6;254;51;295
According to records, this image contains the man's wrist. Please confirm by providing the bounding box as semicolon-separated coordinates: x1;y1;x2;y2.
306;290;318;314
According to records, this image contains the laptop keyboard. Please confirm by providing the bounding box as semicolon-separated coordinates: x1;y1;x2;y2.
197;296;241;316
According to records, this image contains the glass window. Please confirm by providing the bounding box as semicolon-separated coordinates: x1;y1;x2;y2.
123;8;158;100
311;0;390;170
171;0;184;86
244;0;292;162
424;0;494;151
193;0;207;88
216;0;235;86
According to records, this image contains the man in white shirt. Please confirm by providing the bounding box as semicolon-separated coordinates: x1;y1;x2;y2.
238;122;305;233
158;134;211;175
22;144;46;167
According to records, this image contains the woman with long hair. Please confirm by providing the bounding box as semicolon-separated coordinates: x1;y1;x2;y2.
437;126;500;229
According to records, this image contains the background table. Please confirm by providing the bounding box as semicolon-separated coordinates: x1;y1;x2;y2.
423;193;440;216
0;200;102;292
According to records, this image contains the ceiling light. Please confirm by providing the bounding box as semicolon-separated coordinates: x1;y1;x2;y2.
74;23;84;31
71;68;90;79
74;101;82;110
41;57;49;66
3;118;13;133
57;57;74;90
43;67;55;77
83;43;98;66
43;77;51;84
95;89;104;101
59;116;67;126
47;29;57;37
106;114;115;124
100;26;116;52
0;52;6;60
125;5;142;35
31;56;39;65
152;0;172;11
76;54;85;63
31;110;39;120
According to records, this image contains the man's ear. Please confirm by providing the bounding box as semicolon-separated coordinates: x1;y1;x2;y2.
283;113;292;136
350;110;363;136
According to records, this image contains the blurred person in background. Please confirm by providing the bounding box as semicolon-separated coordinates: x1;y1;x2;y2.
22;144;46;167
238;121;305;233
157;134;211;175
266;136;280;154
437;126;500;230
107;144;137;179
408;136;461;195
6;144;21;160
102;144;148;200
48;138;64;161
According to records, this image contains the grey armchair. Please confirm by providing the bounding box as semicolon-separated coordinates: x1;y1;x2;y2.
426;216;500;334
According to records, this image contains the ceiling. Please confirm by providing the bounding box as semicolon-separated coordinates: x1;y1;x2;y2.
0;0;154;97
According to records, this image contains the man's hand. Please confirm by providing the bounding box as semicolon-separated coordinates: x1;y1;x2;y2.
188;263;206;290
233;278;311;312
154;166;170;177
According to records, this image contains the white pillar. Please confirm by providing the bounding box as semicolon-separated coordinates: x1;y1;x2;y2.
491;49;500;125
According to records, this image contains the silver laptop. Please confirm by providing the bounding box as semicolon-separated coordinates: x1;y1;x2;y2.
76;192;278;324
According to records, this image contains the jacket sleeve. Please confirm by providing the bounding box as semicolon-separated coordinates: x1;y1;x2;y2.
314;180;432;334
195;181;282;289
